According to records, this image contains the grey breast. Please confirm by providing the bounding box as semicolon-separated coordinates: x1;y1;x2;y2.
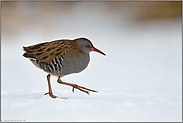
61;52;90;75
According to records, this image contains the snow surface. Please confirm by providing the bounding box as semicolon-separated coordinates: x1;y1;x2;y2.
1;2;182;122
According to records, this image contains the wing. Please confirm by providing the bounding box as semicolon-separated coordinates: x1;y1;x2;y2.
23;39;78;63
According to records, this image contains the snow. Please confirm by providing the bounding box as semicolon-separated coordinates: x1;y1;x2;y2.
1;2;182;122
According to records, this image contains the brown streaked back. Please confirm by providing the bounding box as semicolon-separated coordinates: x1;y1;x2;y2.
23;39;79;64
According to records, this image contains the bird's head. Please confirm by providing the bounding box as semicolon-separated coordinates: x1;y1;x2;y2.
76;38;106;56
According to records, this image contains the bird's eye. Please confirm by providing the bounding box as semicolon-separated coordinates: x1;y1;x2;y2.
85;44;89;47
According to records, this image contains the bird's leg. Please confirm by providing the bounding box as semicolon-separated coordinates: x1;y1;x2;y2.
57;77;98;95
44;74;57;98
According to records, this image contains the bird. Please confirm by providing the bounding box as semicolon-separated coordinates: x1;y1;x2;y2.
23;37;106;98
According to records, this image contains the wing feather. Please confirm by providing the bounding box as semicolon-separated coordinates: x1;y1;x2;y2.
23;39;78;63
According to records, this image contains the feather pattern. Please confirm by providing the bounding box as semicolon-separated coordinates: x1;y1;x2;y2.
23;39;79;64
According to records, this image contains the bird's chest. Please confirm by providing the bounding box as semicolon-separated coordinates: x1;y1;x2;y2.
62;52;90;75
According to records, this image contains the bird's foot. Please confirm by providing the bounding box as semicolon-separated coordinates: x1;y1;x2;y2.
44;92;57;98
72;84;98;95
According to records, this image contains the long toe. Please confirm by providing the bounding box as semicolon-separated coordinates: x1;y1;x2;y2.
72;84;98;94
44;92;57;98
50;93;57;98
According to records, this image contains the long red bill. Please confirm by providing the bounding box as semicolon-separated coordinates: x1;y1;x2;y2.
91;47;106;56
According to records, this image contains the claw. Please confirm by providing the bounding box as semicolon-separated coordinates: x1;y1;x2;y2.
72;87;75;93
44;92;49;95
